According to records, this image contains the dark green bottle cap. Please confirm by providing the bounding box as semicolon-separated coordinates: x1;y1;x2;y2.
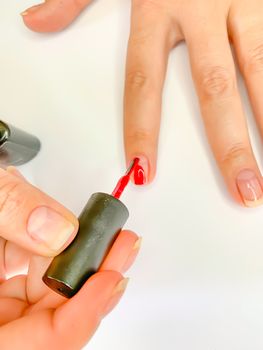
43;192;129;298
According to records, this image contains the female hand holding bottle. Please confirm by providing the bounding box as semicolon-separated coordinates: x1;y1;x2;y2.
0;167;140;349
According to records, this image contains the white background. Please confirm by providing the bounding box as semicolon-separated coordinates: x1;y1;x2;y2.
2;1;263;349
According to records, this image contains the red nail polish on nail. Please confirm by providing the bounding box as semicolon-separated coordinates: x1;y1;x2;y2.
134;163;145;185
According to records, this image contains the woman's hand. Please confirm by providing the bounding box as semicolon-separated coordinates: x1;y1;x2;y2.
0;167;140;349
21;0;263;207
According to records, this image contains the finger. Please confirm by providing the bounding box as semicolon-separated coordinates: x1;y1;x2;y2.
1;169;31;278
0;255;60;308
124;1;178;184
184;16;263;207
0;271;128;349
25;231;140;308
0;298;27;326
54;271;128;347
0;168;78;256
6;166;27;181
0;276;28;325
3;241;30;276
229;7;263;136
0;275;27;303
21;0;93;33
100;230;141;273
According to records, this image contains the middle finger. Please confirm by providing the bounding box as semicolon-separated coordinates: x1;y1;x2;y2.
183;13;263;207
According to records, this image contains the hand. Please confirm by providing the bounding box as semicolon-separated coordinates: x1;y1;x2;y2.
0;167;140;349
122;0;263;208
20;0;263;207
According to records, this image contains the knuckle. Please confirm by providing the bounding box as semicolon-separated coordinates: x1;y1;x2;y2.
220;144;249;167
0;180;24;221
243;44;263;73
126;70;154;96
198;66;235;98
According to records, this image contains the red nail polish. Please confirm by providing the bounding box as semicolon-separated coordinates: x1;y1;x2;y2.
134;164;145;185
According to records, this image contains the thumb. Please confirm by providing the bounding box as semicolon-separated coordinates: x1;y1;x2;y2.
0;168;78;257
20;0;94;33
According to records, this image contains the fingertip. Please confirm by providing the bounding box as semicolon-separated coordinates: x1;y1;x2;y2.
223;164;263;208
83;270;124;294
114;230;139;245
121;237;142;273
21;8;66;33
20;0;89;33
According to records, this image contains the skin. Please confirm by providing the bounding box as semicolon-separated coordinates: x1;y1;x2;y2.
0;167;140;349
21;0;263;207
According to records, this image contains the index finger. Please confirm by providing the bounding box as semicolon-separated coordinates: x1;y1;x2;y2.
124;2;176;183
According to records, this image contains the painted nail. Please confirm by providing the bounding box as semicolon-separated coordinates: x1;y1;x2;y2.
27;206;76;251
102;278;129;316
236;169;263;207
132;156;148;185
122;237;142;272
20;4;43;16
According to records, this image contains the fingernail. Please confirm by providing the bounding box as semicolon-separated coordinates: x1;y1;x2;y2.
21;4;42;16
236;169;263;207
27;206;76;251
132;156;149;185
132;237;142;250
113;278;129;294
102;278;129;316
122;237;142;272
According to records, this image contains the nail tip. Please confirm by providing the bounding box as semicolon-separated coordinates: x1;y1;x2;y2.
113;278;130;294
236;169;263;206
133;237;142;250
244;198;263;208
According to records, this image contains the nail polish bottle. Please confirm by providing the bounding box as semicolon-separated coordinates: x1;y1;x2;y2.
43;159;140;298
0;120;41;167
43;193;129;298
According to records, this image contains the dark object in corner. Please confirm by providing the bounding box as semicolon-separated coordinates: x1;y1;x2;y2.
0;120;41;167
